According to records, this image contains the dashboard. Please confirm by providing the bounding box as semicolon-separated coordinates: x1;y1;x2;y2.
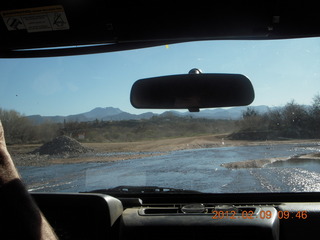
31;192;320;240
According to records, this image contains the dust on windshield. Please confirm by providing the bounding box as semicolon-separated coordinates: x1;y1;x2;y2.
1;38;320;193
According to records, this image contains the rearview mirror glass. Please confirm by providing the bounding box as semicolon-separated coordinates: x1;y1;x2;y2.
130;73;254;112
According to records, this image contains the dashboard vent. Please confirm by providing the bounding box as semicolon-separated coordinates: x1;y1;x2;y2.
139;203;260;216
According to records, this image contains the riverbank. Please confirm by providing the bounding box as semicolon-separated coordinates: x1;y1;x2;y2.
8;135;320;167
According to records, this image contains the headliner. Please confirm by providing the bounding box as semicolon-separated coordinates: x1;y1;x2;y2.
1;1;320;58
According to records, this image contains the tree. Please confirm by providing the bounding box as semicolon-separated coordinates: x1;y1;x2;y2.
239;107;266;132
242;107;258;119
0;108;35;144
309;94;320;137
281;100;309;138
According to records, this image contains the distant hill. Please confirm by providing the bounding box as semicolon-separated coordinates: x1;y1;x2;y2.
27;105;271;125
83;107;123;119
160;105;270;120
27;107;157;124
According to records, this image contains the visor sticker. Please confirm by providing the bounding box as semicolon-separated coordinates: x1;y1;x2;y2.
1;5;69;33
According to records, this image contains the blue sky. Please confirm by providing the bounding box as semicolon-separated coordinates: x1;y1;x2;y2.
1;37;320;116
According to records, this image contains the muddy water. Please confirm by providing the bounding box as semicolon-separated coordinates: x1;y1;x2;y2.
18;142;320;193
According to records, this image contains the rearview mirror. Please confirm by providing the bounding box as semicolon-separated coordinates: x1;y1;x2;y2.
130;71;254;112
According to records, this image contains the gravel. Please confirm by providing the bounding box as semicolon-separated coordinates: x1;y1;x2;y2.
31;135;92;157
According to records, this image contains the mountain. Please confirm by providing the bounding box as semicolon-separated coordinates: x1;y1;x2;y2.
101;112;154;121
27;105;270;125
83;107;123;119
27;107;156;125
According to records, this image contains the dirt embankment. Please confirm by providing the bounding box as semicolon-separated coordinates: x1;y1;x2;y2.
83;134;231;152
221;159;273;169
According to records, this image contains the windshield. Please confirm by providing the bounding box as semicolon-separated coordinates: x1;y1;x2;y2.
1;38;320;193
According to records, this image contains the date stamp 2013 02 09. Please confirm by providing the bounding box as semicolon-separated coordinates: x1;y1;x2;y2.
211;210;308;220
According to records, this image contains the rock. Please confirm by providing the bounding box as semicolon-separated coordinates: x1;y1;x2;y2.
32;136;91;156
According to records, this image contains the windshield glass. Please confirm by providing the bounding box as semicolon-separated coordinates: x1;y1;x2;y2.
1;38;320;193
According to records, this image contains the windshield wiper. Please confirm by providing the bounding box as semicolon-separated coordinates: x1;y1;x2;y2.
84;185;201;194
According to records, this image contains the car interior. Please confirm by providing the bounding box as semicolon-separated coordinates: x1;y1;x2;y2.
1;1;320;240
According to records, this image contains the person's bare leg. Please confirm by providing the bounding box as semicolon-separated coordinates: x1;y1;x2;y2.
0;120;58;240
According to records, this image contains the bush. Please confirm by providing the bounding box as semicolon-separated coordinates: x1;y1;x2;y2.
231;96;320;140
